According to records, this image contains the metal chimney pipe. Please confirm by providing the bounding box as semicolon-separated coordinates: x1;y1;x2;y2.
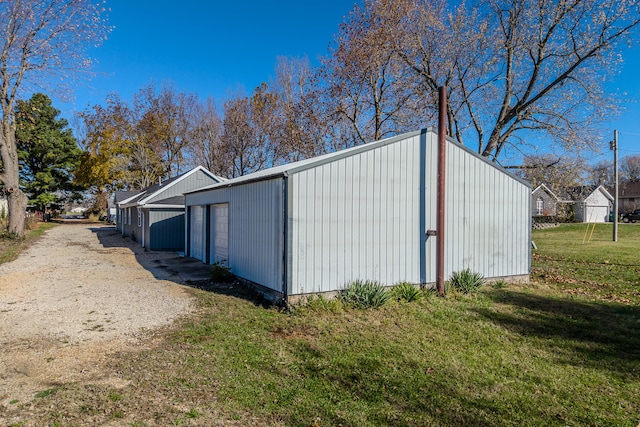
436;87;447;296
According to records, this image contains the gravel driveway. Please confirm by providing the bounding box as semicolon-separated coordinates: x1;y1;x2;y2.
0;223;196;407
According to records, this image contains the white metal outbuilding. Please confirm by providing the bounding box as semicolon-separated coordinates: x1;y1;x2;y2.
185;128;531;303
572;185;613;223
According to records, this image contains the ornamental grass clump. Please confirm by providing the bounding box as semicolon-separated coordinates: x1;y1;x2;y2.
389;282;423;302
449;268;485;293
210;260;234;283
338;279;389;309
299;294;343;313
491;279;508;289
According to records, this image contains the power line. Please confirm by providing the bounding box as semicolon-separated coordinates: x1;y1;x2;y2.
618;131;640;137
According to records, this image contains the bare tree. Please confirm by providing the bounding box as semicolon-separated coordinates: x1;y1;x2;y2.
357;0;640;159
620;154;640;183
321;0;422;148
221;95;264;178
248;83;279;168
127;138;164;189
270;57;327;163
79;84;211;197
475;0;640;159
396;0;495;149
0;0;109;236
186;97;228;176
133;83;198;178
219;83;304;178
587;160;615;190
519;153;586;195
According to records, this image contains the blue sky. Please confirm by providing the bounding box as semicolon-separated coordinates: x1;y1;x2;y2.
607;48;640;161
63;0;351;114
57;0;639;162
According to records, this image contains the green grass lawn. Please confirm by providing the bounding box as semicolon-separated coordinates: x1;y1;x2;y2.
532;222;640;304
3;223;640;426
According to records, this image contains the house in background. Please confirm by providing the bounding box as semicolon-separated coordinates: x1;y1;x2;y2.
106;196;117;222
565;185;613;223
618;180;640;213
113;190;138;227
531;184;562;218
185;128;531;303
116;166;222;251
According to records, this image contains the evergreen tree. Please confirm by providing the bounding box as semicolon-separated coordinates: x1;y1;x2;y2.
15;93;82;211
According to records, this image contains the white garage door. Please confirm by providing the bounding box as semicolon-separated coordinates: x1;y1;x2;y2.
190;205;206;261
210;203;229;264
587;205;609;223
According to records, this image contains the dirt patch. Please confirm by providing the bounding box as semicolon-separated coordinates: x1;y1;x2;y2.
0;223;195;409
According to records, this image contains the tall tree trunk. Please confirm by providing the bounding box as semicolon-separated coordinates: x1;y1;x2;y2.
1;119;28;236
7;189;28;236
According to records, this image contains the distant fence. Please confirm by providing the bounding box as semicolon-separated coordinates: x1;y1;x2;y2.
532;214;575;230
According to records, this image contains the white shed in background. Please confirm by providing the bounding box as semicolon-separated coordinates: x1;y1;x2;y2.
569;185;613;223
185;128;531;303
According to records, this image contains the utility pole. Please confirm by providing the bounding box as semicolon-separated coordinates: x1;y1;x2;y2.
611;130;619;242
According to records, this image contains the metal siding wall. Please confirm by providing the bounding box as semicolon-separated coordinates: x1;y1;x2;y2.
136;208;142;237
289;135;422;295
146;171;219;204
121;208;137;239
144;210;150;248
117;208;123;233
238;181;282;290
149;209;184;251
121;211;129;236
445;143;530;279
185;179;283;292
424;132;438;283
183;130;529;296
444;140;462;279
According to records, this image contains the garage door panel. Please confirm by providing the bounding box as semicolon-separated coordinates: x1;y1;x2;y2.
210;203;229;264
190;206;205;261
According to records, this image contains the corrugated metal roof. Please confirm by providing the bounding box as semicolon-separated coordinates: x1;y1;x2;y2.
114;190;141;203
138;173;184;197
147;195;184;206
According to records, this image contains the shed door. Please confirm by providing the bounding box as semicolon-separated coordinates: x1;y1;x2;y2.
587;205;609;223
210;203;229;264
190;205;206;261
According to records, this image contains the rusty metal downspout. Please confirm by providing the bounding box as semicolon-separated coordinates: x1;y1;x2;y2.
436;87;447;296
282;172;289;307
